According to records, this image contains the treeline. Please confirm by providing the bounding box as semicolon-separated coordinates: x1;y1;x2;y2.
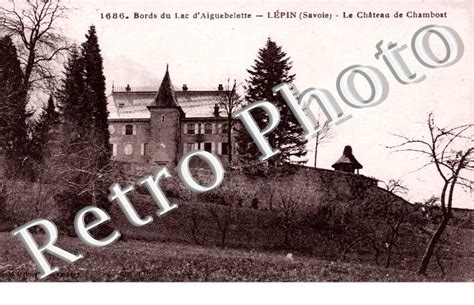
0;25;114;232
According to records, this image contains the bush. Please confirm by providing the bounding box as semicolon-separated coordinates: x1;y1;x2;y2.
0;181;9;224
0;179;59;226
161;176;194;201
196;180;249;207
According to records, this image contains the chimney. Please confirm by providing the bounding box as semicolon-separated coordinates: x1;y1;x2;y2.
182;84;188;91
125;84;131;92
218;84;224;91
213;104;220;117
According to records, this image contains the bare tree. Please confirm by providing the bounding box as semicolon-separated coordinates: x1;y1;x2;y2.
388;113;473;274
275;184;307;248
208;203;235;248
0;0;70;92
313;120;335;168
217;79;244;164
378;179;411;268
189;209;207;246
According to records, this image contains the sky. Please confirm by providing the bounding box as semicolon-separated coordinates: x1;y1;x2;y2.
2;0;471;208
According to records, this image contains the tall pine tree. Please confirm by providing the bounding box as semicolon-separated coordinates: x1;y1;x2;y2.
54;46;98;231
236;38;307;166
81;26;110;169
29;95;59;166
55;33;113;233
59;46;92;133
0;36;29;178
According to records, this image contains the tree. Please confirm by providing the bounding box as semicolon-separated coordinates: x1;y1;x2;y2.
81;25;110;168
370;179;413;268
284;85;335;168
1;0;70;179
237;38;307;166
53;43;112;234
29;95;59;166
208;203;236;248
58;46;92;130
217;79;244;164
389;113;473;274
0;35;29;178
276;184;306;248
313;119;335;168
55;46;95;203
0;0;70;91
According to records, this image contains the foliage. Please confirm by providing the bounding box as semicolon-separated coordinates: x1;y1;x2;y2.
0;35;30;179
28;95;59;166
81;25;111;169
236;38;307;166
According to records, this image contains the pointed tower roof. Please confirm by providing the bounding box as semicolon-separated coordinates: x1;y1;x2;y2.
332;145;363;173
151;65;178;107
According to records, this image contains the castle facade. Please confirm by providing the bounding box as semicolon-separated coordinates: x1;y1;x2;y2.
107;68;237;167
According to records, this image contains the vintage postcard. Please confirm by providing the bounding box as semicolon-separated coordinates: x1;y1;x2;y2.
0;0;472;301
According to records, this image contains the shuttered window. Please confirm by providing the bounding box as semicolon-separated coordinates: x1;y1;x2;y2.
124;143;133;156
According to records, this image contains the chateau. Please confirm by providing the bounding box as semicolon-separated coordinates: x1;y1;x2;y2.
107;67;237;167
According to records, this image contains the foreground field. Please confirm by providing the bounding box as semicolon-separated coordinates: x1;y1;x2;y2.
1;168;472;281
0;232;468;282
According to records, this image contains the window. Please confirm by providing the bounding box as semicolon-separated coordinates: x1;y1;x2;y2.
111;143;117;157
204;123;212;134
124;143;133;156
204;142;212;153
141;143;148;156
187;123;195;134
146;128;151;134
222;123;228;134
221;142;228;155
125;124;133;135
161;115;165;123
187;143;194;151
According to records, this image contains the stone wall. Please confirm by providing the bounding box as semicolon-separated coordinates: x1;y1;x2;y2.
109;119;151;164
149;108;181;166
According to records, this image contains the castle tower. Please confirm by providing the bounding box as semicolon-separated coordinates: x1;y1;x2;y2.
147;66;184;167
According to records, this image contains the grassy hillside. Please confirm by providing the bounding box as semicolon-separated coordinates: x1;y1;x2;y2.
0;232;457;282
1;165;473;281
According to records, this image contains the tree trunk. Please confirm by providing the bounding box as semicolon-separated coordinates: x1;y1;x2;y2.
227;117;232;164
385;245;392;268
314;135;319;167
418;214;450;274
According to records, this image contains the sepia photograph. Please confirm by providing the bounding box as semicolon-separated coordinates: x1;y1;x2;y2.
0;0;472;302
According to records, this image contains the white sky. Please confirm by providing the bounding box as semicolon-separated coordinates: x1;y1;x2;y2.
5;0;471;208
